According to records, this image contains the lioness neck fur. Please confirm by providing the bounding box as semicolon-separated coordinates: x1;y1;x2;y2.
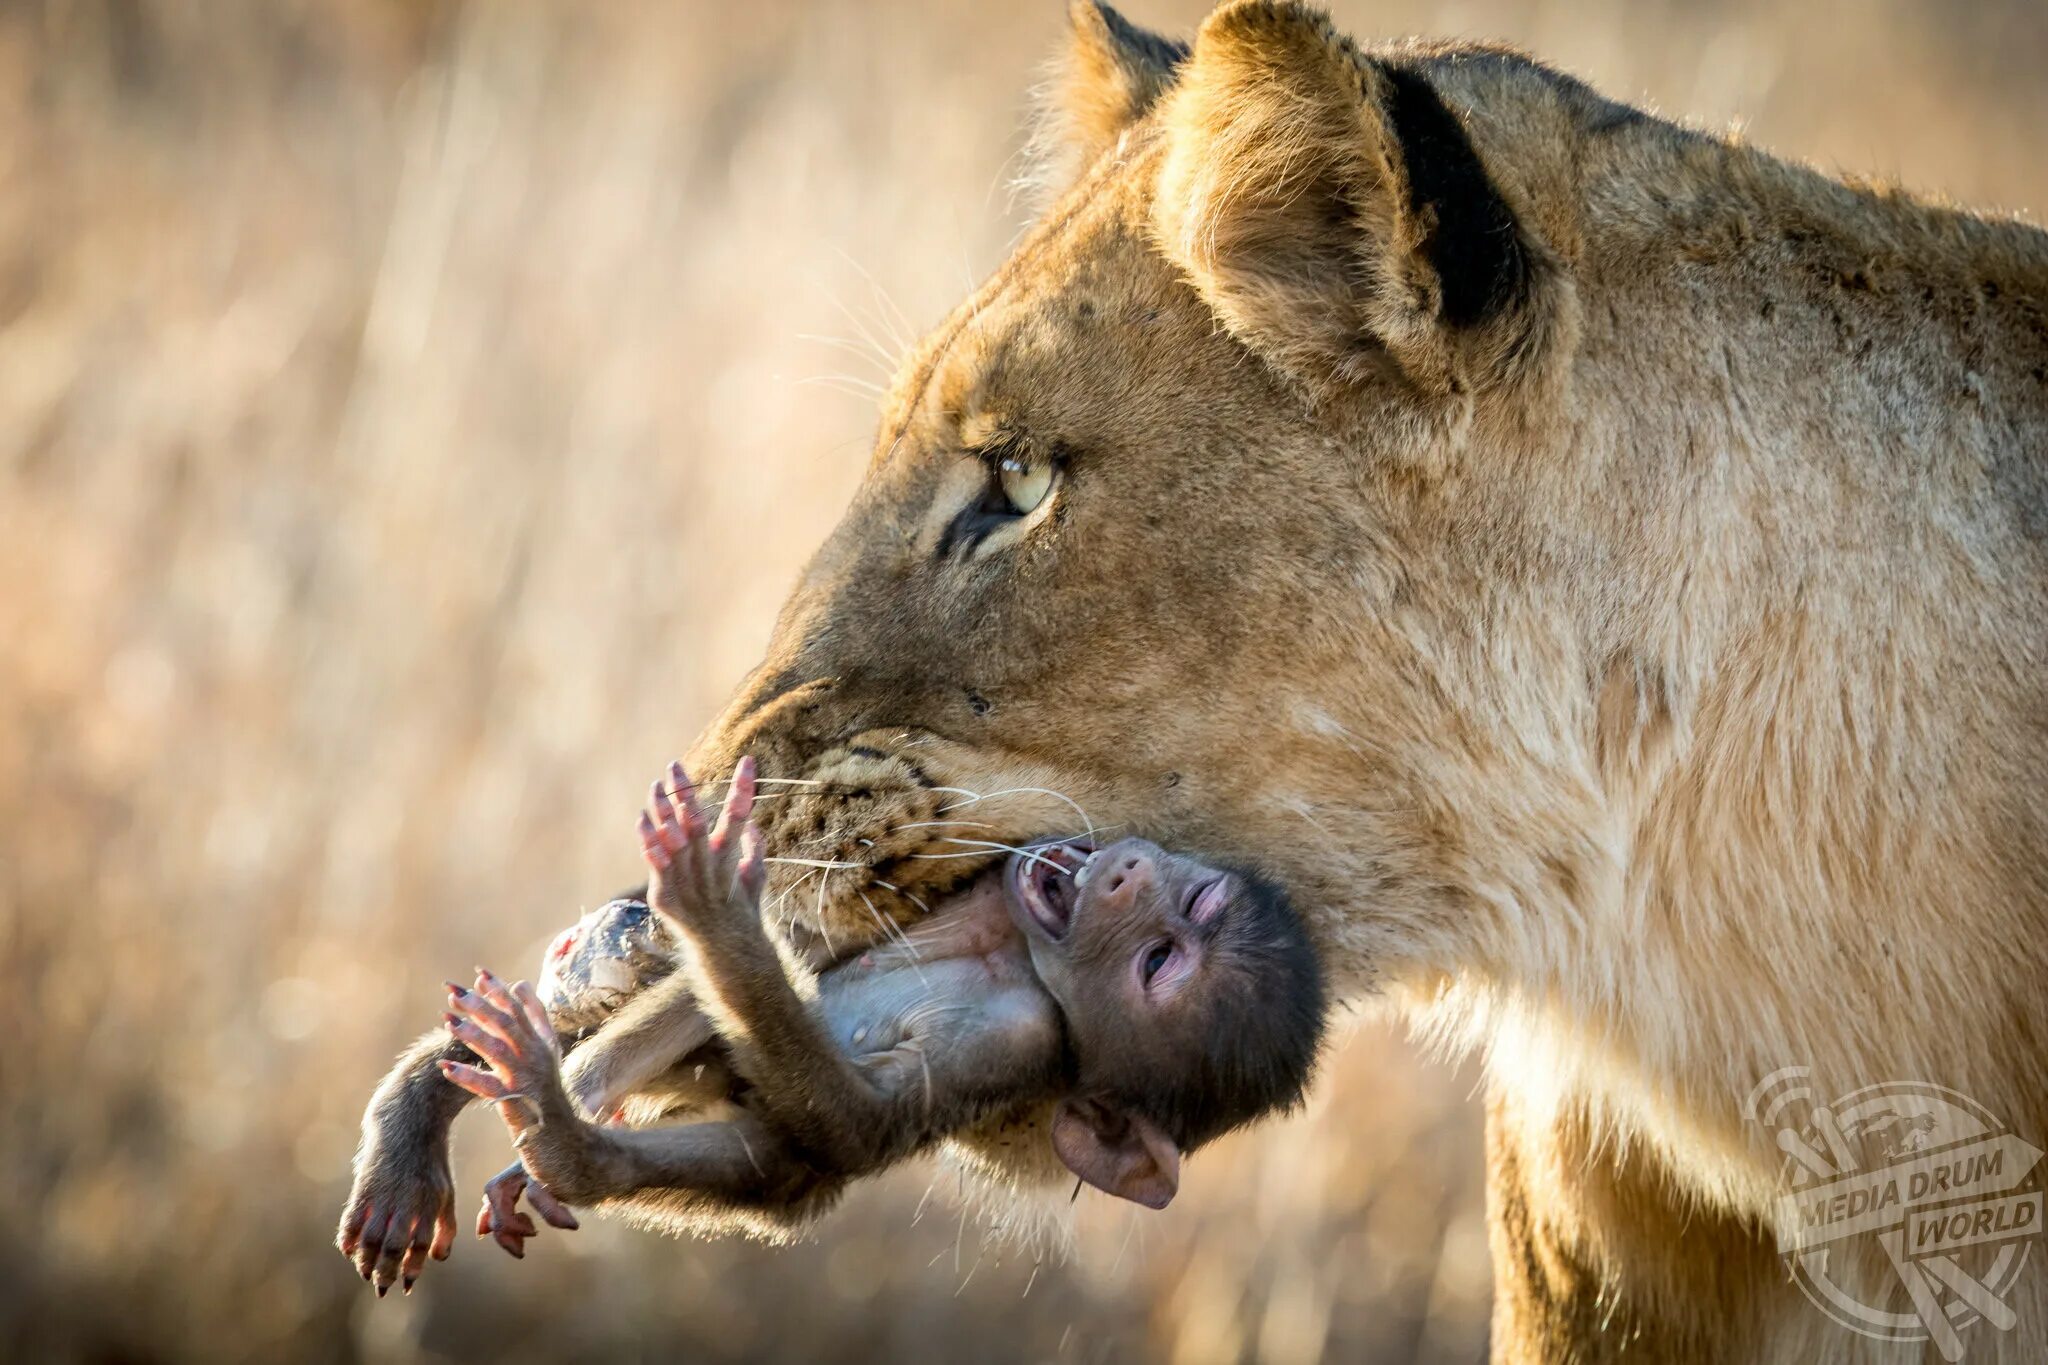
666;4;2048;1359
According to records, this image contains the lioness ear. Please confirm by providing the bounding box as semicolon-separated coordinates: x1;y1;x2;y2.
1025;2;1187;198
1050;1097;1182;1209
1152;1;1531;400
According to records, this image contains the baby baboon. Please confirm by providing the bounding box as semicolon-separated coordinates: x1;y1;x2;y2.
439;758;1327;1241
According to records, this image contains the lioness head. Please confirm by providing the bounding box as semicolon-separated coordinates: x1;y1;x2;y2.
691;1;1622;988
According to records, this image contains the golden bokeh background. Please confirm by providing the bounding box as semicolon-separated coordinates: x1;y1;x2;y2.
2;1;2042;1360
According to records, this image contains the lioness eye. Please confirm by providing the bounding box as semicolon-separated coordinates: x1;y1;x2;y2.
997;456;1053;515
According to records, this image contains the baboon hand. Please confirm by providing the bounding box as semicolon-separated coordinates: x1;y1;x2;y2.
477;1159;579;1260
439;969;571;1137
440;969;606;1199
336;1138;457;1298
637;756;767;934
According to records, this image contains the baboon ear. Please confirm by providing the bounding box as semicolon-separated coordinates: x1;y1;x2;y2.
1027;2;1187;195
1152;1;1530;399
1050;1097;1182;1209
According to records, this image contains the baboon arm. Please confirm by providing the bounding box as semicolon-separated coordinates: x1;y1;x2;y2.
369;1028;478;1143
337;1029;477;1289
666;904;906;1173
361;979;674;1149
500;1077;835;1228
638;763;911;1173
557;971;715;1118
587;1110;823;1212
346;986;710;1268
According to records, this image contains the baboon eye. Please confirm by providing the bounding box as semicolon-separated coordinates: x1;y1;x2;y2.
1187;877;1229;924
996;454;1053;515
1140;941;1174;985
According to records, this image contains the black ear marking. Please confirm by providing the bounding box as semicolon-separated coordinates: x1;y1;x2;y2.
1378;65;1528;328
1088;0;1190;78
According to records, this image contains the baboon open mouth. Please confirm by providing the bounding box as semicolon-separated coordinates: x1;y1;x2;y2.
1007;840;1095;940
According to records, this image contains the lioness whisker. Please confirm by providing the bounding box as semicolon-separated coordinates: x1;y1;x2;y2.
813;873;836;958
934;786;1096;835
874;879;933;918
768;867;820;919
828;245;915;352
936;834;1082;853
822;280;908;364
917;839;1070;878
657;784;814;822
796;332;894;378
899;823;1111;866
857;887;927;977
796;377;888;406
688;775;921;799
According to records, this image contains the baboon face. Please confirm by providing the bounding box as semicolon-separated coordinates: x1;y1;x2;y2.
1003;838;1324;1206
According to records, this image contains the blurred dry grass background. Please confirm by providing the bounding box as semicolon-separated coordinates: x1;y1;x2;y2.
1;1;2042;1361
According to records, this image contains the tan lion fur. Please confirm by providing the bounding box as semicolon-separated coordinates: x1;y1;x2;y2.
681;4;2048;1359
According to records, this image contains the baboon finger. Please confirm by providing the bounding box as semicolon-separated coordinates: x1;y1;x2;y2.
709;755;757;854
467;973;527;1042
354;1208;390;1281
667;759;705;830
526;1180;579;1230
480;1172;526;1253
638;812;672;871
439;1058;514;1101
338;1198;368;1255
510;979;555;1046
444;1018;516;1071
399;1233;432;1293
482;1185;530;1259
446;982;520;1035
428;1205;457;1262
372;1215;416;1295
650;780;683;850
736;823;767;900
483;1162;526;1212
446;984;521;1050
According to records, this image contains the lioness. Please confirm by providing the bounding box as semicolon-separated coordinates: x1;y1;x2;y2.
345;2;2048;1359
